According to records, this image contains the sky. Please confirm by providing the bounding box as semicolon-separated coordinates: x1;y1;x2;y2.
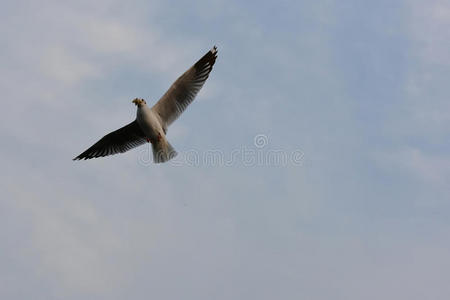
1;0;450;299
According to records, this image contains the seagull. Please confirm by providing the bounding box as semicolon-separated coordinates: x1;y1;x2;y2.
74;46;218;163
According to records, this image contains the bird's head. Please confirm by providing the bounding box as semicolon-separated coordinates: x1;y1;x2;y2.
132;98;147;107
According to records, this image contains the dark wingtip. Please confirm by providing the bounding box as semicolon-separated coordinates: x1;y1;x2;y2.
211;45;218;57
73;153;91;161
194;46;218;70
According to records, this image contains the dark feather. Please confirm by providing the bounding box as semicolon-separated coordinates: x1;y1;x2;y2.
73;120;146;160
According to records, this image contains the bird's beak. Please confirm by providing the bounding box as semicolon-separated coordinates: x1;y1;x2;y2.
132;99;139;105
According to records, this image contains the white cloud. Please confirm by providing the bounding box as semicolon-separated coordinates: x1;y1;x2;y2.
2;1;450;299
6;180;124;294
41;46;101;85
408;0;450;65
374;147;450;192
400;0;450;139
81;19;140;54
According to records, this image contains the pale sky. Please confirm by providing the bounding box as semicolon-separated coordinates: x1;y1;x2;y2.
1;0;450;299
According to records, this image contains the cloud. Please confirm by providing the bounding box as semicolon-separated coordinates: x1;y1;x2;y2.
375;147;450;188
2;1;450;299
40;46;101;85
408;0;450;65
397;0;450;141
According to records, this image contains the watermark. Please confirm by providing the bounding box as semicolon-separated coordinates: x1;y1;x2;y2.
138;134;304;167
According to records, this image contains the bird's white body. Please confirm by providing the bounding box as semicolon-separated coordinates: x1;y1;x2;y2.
136;104;164;142
133;98;176;163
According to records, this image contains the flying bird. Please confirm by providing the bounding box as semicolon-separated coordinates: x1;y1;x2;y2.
74;46;218;163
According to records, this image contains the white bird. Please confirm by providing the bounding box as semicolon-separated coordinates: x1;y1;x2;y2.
74;46;218;163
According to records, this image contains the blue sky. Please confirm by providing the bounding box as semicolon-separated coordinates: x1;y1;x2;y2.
1;0;450;299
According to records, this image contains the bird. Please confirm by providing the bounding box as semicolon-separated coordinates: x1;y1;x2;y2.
73;46;218;163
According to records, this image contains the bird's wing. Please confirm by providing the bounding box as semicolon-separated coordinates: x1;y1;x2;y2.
73;120;147;160
151;46;218;128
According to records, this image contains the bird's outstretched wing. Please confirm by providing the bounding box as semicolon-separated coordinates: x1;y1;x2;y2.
152;46;218;128
73;121;147;160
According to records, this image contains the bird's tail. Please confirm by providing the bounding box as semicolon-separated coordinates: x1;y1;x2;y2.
152;136;177;163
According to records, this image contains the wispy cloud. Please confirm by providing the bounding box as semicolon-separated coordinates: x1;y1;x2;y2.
1;0;450;299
